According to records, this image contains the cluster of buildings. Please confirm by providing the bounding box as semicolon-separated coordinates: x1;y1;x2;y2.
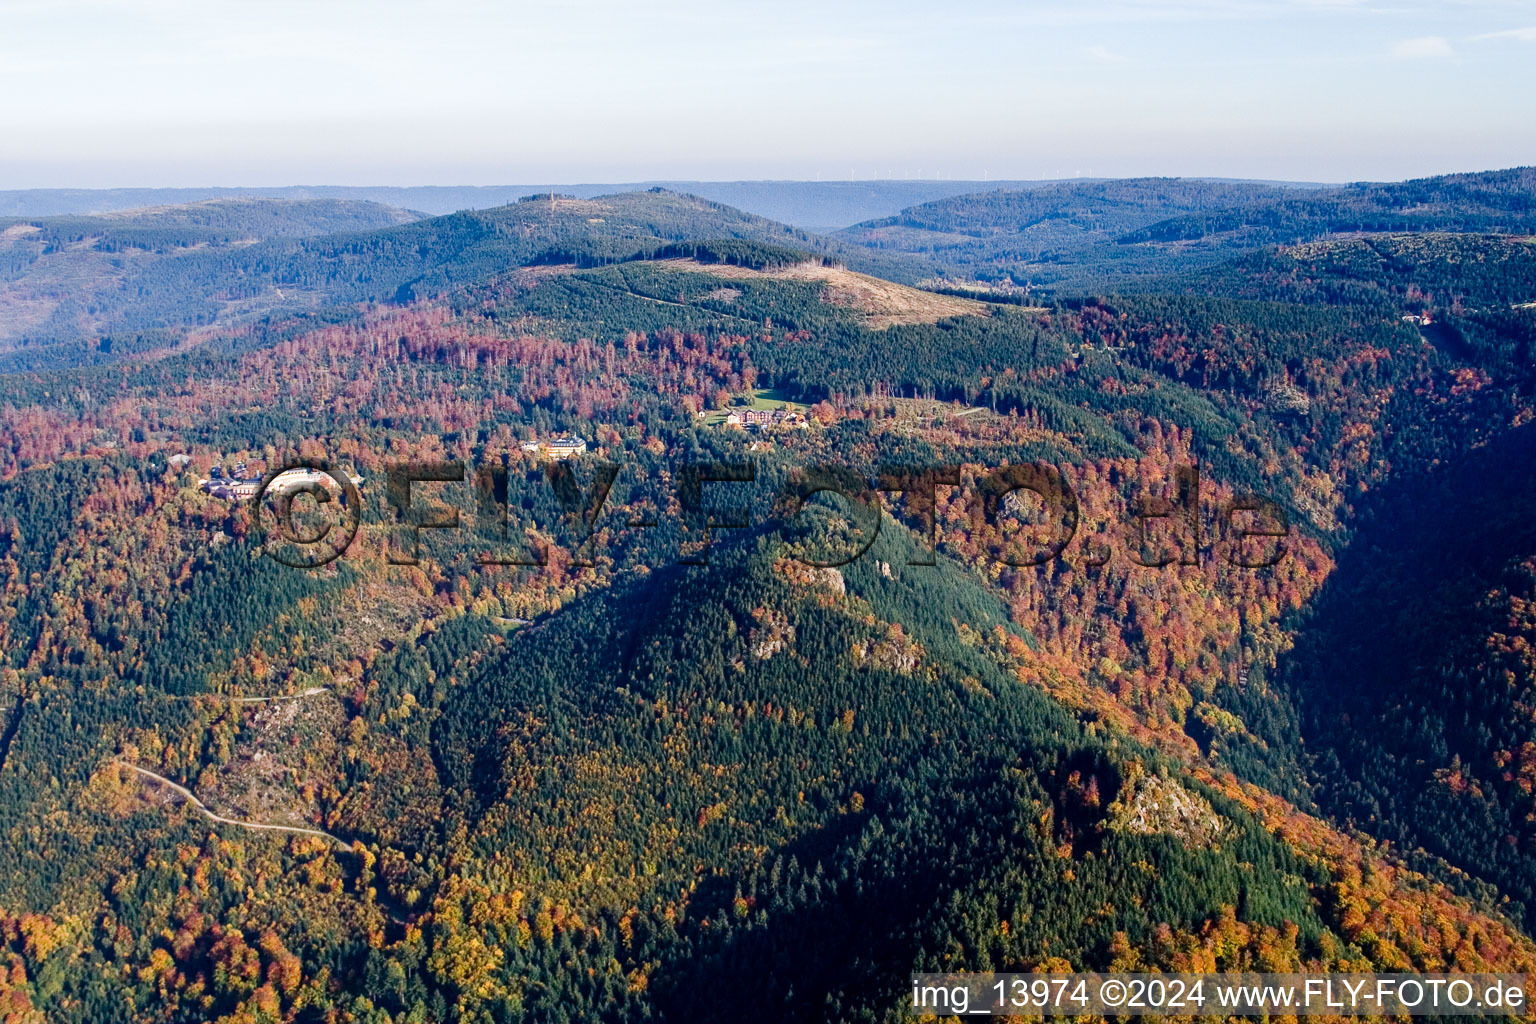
724;408;808;431
1401;312;1435;326
198;463;364;501
198;462;260;500
519;436;589;460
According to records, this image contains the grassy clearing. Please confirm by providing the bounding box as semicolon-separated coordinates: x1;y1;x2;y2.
702;387;812;425
657;258;990;329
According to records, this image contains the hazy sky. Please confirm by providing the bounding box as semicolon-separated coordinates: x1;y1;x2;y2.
3;0;1534;188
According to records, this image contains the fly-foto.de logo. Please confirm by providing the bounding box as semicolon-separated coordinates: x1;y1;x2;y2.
249;458;1289;572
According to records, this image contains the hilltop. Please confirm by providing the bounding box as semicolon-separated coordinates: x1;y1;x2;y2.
0;189;936;371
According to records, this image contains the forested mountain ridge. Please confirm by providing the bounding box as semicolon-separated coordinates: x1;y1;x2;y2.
834;178;1300;289
0;197;423;364
8;179;1300;229
838;177;1298;249
0;190;935;373
0;177;1534;1021
835;167;1536;293
0;180;1065;227
3;198;423;239
1119;166;1536;249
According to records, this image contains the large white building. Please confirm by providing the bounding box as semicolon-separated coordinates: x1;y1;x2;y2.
521;436;589;460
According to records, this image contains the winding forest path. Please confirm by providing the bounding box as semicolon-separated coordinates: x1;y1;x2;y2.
0;692;24;780
231;686;331;703
117;763;350;849
165;686;333;703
